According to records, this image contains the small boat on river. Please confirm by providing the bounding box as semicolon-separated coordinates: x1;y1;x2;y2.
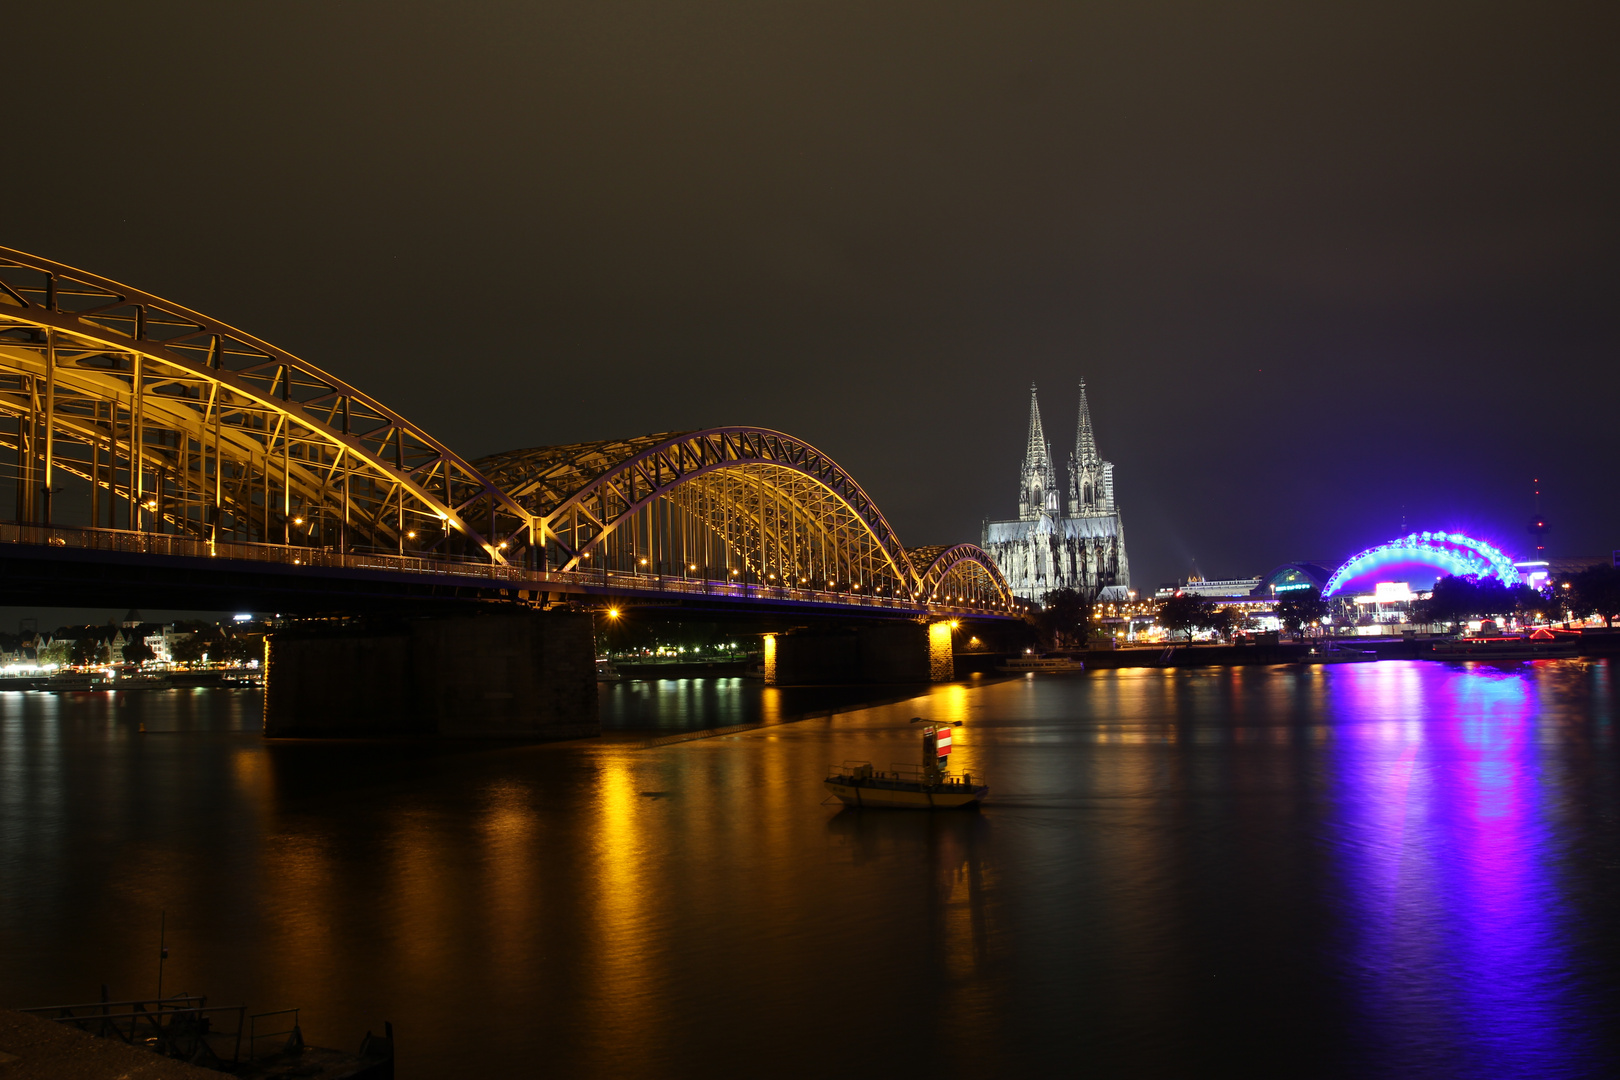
825;762;988;809
824;722;986;809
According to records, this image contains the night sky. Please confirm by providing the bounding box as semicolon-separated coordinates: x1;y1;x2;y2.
8;1;1618;597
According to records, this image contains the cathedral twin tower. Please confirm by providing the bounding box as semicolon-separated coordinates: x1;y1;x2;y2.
982;380;1132;603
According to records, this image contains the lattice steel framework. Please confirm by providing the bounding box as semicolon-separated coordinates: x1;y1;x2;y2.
0;247;530;561
0;247;1014;611
476;429;1015;606
906;544;1011;607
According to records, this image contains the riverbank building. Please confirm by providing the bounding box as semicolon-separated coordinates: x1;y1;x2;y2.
982;381;1132;604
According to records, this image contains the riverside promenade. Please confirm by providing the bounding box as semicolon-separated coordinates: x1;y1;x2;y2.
1076;628;1620;669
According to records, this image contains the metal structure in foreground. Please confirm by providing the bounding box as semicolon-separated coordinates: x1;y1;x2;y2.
0;247;1014;615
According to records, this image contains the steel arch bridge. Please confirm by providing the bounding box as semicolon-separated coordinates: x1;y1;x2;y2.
0;247;1014;616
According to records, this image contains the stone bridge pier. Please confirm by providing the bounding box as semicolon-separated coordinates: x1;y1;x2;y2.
762;621;955;686
264;611;599;739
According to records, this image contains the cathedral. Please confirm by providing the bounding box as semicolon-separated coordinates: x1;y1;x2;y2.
982;380;1132;603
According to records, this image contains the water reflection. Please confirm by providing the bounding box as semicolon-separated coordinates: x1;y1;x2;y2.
1332;663;1595;1078
0;664;1615;1077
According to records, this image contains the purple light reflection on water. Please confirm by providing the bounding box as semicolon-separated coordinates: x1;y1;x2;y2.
1329;662;1594;1078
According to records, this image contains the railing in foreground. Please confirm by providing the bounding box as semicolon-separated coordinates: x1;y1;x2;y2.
0;522;1013;617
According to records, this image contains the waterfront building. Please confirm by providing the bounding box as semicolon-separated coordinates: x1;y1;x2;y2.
1255;562;1333;597
982;381;1131;603
1164;577;1263;600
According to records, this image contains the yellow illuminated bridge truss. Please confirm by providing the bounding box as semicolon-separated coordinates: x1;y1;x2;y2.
0;247;1014;614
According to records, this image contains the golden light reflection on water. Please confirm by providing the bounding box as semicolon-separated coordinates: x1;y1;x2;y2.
388;810;458;985
940;823;998;1066
231;748;268;797
932;682;970;725
759;686;782;725
585;754;657;1062
480;780;542;995
262;831;335;1003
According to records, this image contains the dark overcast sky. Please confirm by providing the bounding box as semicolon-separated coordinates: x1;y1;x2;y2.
7;0;1617;596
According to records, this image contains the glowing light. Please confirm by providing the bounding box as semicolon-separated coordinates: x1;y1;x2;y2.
606;608;620;619
1324;532;1520;597
1373;581;1413;604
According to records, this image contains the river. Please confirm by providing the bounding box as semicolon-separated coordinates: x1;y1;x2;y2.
2;660;1617;1077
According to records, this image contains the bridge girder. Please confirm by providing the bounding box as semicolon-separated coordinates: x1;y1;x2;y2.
476;429;1016;607
0;247;531;561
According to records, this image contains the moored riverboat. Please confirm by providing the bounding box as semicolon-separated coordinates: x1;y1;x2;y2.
109;673;174;691
995;654;1084;674
1296;645;1378;664
47;671;103;691
1425;629;1578;660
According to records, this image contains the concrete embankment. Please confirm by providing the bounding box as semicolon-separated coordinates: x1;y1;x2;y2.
1081;643;1311;668
1077;629;1620;669
0;1009;219;1080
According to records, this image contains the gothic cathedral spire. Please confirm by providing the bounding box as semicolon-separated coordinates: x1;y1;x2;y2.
1068;377;1113;516
1074;377;1098;467
1018;383;1059;520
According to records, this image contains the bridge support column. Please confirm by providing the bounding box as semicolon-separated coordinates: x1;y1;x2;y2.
264;611;598;739
764;621;956;686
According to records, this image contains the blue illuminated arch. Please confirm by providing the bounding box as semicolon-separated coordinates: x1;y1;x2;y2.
1322;532;1519;598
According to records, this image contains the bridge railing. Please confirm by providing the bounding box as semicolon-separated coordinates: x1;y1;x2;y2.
0;522;530;581
0;522;1008;618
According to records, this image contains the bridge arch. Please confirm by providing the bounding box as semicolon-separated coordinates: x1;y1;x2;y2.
0;247;531;561
907;544;1015;607
475;429;1016;609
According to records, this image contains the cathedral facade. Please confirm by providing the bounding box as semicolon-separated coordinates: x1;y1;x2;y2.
982;380;1132;603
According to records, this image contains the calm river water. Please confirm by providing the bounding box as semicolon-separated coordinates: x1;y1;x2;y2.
3;660;1618;1078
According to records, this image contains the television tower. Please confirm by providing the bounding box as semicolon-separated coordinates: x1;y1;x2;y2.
1527;478;1550;556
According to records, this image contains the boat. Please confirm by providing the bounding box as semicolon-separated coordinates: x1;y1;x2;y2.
995;654;1084;674
109;673;174;691
47;672;103;691
1296;645;1378;664
1424;629;1579;661
825;723;985;809
825;761;988;809
595;659;623;682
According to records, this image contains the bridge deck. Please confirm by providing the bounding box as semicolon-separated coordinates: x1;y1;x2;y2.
0;523;1018;619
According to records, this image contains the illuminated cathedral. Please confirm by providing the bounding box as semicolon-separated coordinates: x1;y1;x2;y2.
981;381;1132;603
